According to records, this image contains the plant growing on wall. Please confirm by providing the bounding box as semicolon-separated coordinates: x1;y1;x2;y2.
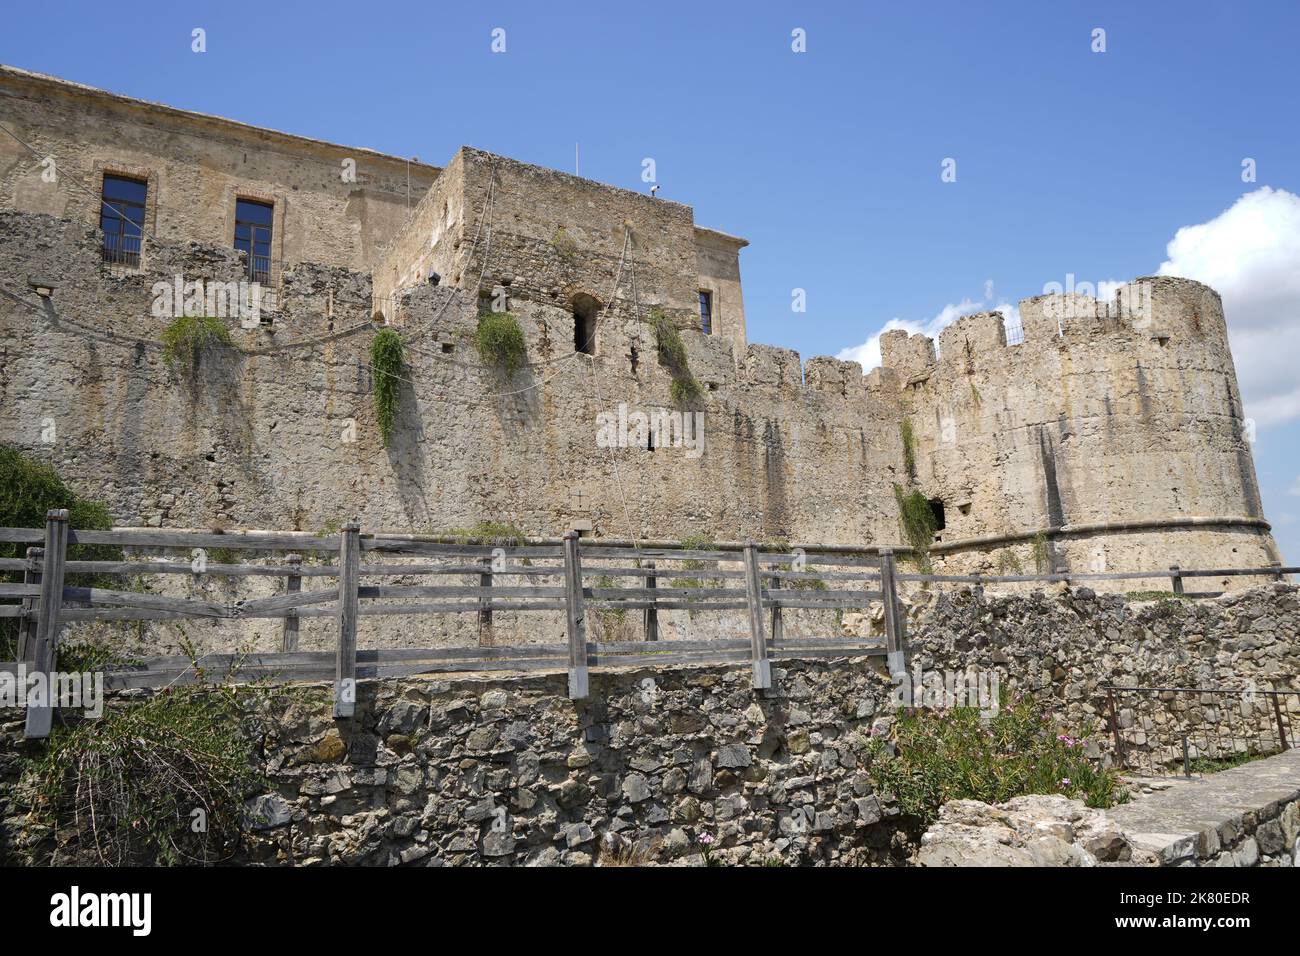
369;327;404;446
160;315;234;370
899;420;917;480
1030;531;1050;574
549;227;579;264
893;483;938;573
651;309;702;407
441;521;527;546
474;312;527;376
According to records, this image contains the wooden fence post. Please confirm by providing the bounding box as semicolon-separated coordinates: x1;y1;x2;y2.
26;510;69;739
1169;565;1184;596
478;556;493;643
16;546;43;664
742;541;771;690
643;560;658;642
282;553;302;652
879;548;908;681
334;519;360;719
767;561;783;642
1270;693;1290;752
563;531;589;699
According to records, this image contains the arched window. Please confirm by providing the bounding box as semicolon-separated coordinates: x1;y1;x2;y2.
572;293;601;355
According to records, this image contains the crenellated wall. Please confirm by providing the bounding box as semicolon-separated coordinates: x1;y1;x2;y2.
881;277;1277;587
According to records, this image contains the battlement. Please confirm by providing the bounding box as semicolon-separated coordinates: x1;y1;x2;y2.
880;276;1229;383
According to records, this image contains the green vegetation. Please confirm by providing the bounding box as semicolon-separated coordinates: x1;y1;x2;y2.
0;445;122;658
893;484;938;573
1188;749;1280;774
899;420;917;479
867;695;1127;826
1030;531;1051;574
651;309;703;407
550;227;579;263
677;533;716;590
591;573;635;640
440;521;527;546
474;311;528;376
995;550;1023;575
369;327;404;446
22;681;262;865
1124;590;1192;603
160;315;233;370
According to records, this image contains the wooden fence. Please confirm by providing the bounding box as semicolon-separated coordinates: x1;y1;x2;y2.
0;512;905;738
2;512;1295;740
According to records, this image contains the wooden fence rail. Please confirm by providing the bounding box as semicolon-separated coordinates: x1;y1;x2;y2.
1;517;1294;739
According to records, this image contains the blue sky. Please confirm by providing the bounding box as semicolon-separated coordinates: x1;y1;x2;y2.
3;0;1298;560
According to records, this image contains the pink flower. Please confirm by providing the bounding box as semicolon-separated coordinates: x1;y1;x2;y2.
1060;777;1071;786
697;832;715;845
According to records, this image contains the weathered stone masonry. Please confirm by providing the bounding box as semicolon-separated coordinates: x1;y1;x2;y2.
2;586;1296;866
0;64;1280;591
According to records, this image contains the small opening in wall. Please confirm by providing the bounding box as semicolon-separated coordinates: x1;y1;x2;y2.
572;293;600;355
928;498;946;531
957;502;971;517
441;342;454;354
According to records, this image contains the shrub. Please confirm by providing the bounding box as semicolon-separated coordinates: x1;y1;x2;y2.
0;446;121;658
866;695;1126;826
160;315;233;369
369;327;404;445
474;312;527;376
21;682;262;865
893;484;938;573
651;310;702;407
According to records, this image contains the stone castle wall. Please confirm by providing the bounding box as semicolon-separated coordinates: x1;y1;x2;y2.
884;277;1278;588
0;65;1282;605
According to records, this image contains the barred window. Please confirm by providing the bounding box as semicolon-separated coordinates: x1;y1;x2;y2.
100;174;146;267
698;290;713;335
234;198;274;283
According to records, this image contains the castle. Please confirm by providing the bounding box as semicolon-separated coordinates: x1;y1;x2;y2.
0;65;1280;591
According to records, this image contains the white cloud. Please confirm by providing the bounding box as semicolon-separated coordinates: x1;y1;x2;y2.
1158;187;1300;427
1288;476;1300;497
836;297;1020;372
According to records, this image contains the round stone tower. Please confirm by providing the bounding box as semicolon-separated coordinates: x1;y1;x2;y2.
881;276;1279;589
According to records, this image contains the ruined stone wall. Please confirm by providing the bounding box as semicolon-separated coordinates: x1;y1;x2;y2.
4;585;1296;867
904;582;1300;771
0;65;438;272
882;277;1278;587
